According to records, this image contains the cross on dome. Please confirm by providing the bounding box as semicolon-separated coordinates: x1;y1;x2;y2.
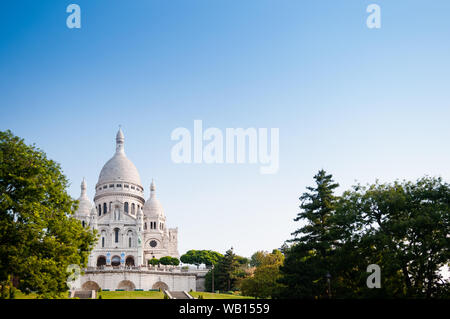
81;177;87;194
151;179;156;192
116;127;125;153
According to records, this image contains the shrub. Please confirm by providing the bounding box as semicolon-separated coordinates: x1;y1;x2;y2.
9;286;16;299
159;256;180;266
148;258;159;266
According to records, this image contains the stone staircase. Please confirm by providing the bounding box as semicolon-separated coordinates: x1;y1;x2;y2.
165;291;194;299
70;290;96;299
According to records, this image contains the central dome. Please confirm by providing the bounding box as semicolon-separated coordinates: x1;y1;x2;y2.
97;128;142;186
98;153;142;185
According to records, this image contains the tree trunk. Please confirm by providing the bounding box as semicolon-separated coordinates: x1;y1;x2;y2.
401;265;412;294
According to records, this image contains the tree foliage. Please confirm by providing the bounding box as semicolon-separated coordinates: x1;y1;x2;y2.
204;248;249;292
277;170;450;299
241;250;285;298
159;256;180;266
278;169;339;298
180;250;223;267
0;130;97;298
332;178;450;298
215;248;240;291
148;258;159;266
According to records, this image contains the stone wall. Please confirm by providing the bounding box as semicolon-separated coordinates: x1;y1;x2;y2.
78;270;198;291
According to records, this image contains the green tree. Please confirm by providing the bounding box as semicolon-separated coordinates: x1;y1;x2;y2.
148;258;159;266
278;171;450;299
204;267;219;292
0;130;97;298
278;169;339;298
250;249;284;268
159;256;180;266
235;255;250;267
333;178;450;298
241;249;285;298
215;248;240;291
250;251;266;267
180;250;223;268
171;257;180;266
205;248;243;292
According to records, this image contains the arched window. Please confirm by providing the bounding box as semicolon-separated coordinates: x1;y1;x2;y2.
82;220;85;227
127;230;133;248
97;256;106;267
98;205;101;216
114;228;119;243
144;223;147;230
131;203;135;215
124;202;129;213
125;256;135;266
109;202;112;212
103;203;107;214
101;230;106;247
111;255;120;267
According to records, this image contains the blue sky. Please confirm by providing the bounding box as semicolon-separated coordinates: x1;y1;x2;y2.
1;0;450;259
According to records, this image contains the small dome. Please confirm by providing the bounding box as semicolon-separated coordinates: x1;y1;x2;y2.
143;180;165;218
90;207;97;218
97;128;142;186
76;178;93;216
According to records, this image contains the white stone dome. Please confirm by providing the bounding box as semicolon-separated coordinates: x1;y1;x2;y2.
97;128;142;186
143;180;165;218
76;178;93;216
98;153;142;185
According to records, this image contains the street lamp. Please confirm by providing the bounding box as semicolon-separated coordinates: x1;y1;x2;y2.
326;272;332;298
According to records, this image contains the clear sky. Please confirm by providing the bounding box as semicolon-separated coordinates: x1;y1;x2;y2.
1;0;450;260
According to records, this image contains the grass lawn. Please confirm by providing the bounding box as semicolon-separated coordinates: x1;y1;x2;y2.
13;290;252;299
98;291;164;299
190;292;254;299
14;291;40;299
13;290;164;299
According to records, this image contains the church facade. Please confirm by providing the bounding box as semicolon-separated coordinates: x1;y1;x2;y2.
73;129;201;291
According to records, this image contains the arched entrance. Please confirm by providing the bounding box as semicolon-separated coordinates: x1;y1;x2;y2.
82;281;100;291
117;280;135;291
97;256;106;267
125;256;135;266
111;255;121;267
152;281;169;291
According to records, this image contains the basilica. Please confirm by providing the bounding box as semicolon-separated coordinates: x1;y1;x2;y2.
72;129;200;292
